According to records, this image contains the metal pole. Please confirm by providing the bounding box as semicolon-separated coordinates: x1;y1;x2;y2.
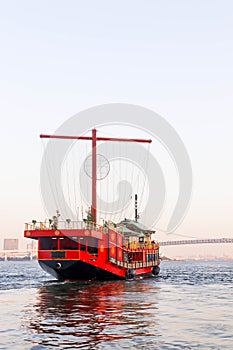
135;194;138;222
91;129;97;223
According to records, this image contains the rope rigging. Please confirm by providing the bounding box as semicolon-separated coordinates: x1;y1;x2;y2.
41;128;152;225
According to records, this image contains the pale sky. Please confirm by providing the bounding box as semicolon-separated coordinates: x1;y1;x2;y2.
0;1;232;256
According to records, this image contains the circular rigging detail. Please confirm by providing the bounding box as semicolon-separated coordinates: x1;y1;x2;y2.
84;154;110;180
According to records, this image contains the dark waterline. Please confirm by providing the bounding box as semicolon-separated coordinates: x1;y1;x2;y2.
0;260;233;349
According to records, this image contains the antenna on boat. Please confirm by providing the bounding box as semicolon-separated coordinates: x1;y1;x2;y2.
135;193;139;222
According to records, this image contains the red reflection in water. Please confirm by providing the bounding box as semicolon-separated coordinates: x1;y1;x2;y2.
24;280;160;348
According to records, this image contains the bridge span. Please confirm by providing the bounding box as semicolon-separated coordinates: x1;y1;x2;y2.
159;238;233;246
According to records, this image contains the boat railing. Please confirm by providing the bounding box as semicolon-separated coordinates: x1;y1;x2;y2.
127;241;159;250
25;220;85;231
24;220;121;233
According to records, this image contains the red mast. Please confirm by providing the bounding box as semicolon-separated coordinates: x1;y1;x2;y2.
40;129;152;224
91;129;97;223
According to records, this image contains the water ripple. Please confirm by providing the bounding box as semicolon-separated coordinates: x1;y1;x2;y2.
0;260;233;349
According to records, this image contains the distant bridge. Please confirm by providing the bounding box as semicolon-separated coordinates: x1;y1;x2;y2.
159;238;233;246
0;250;37;261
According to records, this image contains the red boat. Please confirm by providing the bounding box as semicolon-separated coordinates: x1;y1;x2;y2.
24;129;160;281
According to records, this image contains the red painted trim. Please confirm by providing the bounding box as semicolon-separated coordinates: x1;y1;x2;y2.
24;229;104;240
38;250;80;260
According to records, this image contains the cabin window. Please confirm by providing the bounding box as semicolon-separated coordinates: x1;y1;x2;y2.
87;237;98;256
123;251;128;262
146;253;156;262
77;237;98;255
40;237;57;250
79;237;86;251
136;252;143;261
60;237;78;250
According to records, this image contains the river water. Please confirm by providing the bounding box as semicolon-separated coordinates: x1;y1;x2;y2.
0;260;232;349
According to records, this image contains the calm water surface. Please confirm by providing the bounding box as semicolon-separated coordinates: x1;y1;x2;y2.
0;260;232;349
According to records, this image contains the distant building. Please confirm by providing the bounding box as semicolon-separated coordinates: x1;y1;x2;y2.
3;239;19;250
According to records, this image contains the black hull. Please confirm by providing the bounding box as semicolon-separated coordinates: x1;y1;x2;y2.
39;260;125;281
39;260;159;281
